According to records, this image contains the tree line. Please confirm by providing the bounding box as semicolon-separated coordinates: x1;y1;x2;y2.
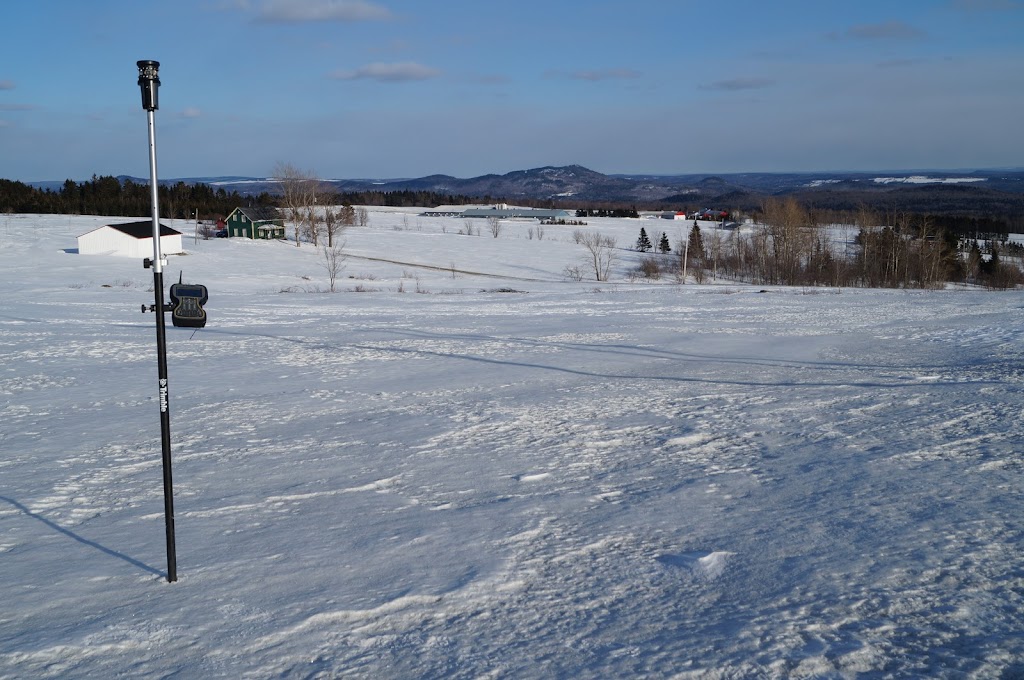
335;189;483;208
631;197;1023;290
0;175;484;221
0;176;275;219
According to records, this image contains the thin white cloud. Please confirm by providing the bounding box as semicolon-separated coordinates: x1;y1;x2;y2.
0;103;34;111
0;80;14;90
255;0;392;22
182;107;202;118
329;62;441;82
700;77;776;91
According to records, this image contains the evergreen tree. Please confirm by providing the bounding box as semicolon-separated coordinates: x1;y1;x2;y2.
658;232;671;254
967;240;983;281
636;227;652;252
980;243;1000;279
339;202;356;226
688;223;705;261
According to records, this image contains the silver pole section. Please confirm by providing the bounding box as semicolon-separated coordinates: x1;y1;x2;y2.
148;110;162;271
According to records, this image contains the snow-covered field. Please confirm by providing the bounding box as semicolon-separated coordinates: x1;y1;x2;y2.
2;210;1023;678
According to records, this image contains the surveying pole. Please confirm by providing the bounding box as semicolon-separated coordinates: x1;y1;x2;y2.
137;59;177;583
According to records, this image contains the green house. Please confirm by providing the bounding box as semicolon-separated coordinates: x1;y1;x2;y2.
224;206;286;239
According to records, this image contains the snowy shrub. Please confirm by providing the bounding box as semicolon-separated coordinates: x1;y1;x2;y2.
637;256;662;280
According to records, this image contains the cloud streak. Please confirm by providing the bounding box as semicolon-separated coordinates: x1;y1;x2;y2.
255;0;393;23
0;80;15;91
699;77;776;92
543;68;641;82
329;62;441;82
568;68;642;82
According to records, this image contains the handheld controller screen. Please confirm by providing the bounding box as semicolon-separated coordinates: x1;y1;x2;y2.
169;282;208;328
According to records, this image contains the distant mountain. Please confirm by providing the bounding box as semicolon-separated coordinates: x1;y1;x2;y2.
326;166;1024;204
324;165;688;202
24;166;1024;219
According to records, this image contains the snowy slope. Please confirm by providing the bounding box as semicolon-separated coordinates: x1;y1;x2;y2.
1;211;1023;678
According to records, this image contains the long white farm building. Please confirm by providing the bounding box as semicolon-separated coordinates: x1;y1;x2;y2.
77;221;183;258
420;204;573;219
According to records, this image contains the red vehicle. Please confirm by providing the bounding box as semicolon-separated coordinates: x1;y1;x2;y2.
696;208;729;220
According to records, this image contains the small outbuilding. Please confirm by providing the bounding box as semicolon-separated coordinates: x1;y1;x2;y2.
77;221;183;258
224;206;286;239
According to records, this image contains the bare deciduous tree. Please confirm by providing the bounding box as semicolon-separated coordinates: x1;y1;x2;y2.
307;182;339;247
340;203;356;227
356;206;370;227
322;241;347;292
708;226;724;281
913;215;952;288
762;197;812;285
316;188;341;248
274;162;317;247
323;206;339;248
563;264;584;281
305;206;321;247
487;216;502;238
578;231;617;281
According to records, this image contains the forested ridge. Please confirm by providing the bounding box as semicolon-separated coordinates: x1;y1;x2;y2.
0;176;271;218
0;176;481;219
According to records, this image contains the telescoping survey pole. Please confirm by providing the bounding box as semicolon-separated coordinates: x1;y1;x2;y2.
138;59;177;583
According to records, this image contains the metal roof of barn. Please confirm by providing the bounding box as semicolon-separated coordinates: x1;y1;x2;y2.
105;221;181;239
460;208;572;219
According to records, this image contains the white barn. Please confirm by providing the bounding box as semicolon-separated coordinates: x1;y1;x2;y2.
77;221;183;258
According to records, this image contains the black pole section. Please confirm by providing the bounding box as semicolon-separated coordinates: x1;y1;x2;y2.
139;59;177;583
153;268;177;583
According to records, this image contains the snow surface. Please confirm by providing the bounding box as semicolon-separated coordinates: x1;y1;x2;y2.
2;211;1023;678
871;176;987;186
807;176;988;188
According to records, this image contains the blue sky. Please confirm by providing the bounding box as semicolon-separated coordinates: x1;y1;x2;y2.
1;0;1023;182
